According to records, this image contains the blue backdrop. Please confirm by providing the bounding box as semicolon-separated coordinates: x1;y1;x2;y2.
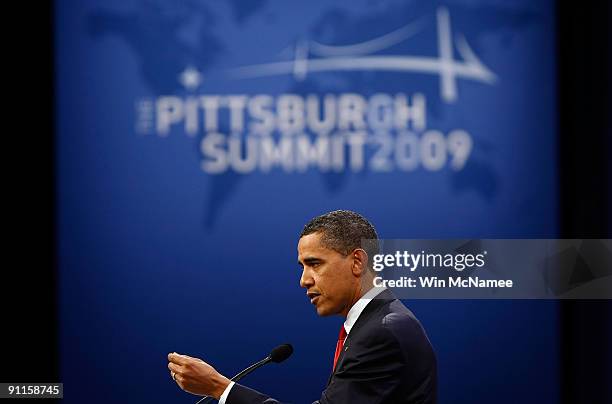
56;1;559;402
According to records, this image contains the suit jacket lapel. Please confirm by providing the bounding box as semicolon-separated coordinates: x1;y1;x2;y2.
326;289;396;386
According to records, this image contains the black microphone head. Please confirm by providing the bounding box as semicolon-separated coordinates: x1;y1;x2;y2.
269;344;293;363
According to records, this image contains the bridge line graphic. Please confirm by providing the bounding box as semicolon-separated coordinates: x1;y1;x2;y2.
228;7;497;103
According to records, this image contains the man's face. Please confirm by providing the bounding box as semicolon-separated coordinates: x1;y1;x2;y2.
297;232;357;317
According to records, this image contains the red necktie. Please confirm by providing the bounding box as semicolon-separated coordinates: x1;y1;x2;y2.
333;325;347;371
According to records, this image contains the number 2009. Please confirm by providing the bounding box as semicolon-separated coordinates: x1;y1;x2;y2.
369;130;472;172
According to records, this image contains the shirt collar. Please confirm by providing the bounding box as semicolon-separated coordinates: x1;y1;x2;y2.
344;287;386;335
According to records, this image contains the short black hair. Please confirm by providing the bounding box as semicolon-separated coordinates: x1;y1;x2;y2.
300;210;379;259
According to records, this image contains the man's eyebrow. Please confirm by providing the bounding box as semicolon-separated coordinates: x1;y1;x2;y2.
302;257;322;265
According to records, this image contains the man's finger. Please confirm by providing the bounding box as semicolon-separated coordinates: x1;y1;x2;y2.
168;352;188;365
178;353;202;362
168;362;181;373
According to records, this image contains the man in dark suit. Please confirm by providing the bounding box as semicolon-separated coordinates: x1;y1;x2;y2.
168;210;437;403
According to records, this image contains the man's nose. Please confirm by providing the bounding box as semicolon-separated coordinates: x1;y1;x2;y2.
300;269;314;288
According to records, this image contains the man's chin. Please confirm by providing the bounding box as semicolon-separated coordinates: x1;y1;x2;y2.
315;304;335;317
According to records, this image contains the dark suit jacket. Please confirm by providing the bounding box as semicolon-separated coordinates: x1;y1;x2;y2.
226;290;437;403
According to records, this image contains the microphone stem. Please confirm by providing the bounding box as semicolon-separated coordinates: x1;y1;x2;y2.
195;356;272;404
232;356;271;382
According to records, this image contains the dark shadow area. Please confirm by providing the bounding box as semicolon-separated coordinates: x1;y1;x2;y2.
1;0;58;390
558;1;611;403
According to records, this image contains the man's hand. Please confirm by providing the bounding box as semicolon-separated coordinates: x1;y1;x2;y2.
167;352;231;399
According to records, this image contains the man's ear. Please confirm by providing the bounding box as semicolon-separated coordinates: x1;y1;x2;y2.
351;249;369;277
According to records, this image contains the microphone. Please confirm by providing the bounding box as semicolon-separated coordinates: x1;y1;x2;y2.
195;344;293;404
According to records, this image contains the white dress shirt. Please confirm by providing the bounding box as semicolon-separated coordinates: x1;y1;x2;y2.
343;286;386;335
218;287;387;404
